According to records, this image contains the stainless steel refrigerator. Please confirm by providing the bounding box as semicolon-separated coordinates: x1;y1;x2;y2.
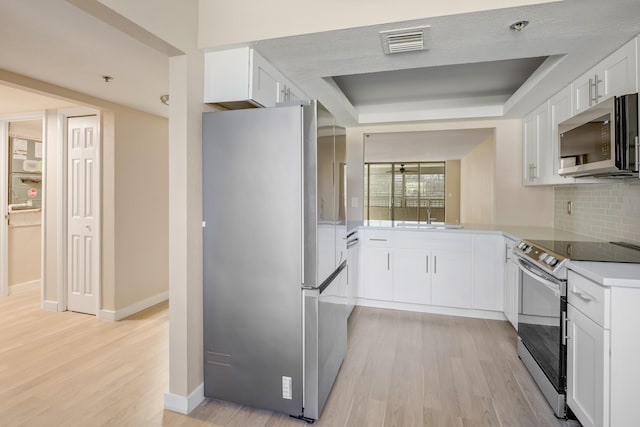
202;101;348;421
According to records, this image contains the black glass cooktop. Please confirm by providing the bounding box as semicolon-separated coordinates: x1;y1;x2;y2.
530;240;640;263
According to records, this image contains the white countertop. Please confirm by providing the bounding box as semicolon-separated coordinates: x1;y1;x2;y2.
360;221;599;242
360;221;640;288
568;261;640;288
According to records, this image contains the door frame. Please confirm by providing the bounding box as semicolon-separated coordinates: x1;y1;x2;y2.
56;108;102;314
0;111;46;299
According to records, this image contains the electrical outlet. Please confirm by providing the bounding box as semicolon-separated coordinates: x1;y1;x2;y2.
282;376;292;400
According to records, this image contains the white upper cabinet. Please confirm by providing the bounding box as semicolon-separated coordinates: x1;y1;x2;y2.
204;47;308;108
572;37;638;115
546;86;577;185
523;35;639;186
522;103;548;185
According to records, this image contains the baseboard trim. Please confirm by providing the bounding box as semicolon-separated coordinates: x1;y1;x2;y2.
355;298;507;321
98;309;116;321
164;382;205;414
99;290;169;321
8;279;40;295
42;300;60;312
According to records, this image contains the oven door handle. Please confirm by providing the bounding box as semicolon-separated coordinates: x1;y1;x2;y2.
517;259;562;295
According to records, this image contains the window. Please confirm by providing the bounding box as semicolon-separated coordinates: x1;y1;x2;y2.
364;162;446;224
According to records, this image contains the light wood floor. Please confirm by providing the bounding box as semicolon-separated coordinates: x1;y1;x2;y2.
0;291;578;426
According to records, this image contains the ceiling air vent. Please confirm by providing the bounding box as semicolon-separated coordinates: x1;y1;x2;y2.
379;25;431;55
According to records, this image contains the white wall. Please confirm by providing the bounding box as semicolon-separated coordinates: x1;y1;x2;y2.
113;109;169;310
198;0;557;49
461;135;495;224
493;119;554;226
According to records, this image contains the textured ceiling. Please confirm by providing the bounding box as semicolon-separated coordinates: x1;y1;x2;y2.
1;1;640;125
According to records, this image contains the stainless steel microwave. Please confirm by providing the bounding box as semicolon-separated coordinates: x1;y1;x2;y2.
559;93;638;177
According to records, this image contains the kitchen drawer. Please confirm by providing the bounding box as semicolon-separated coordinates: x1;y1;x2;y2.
568;270;610;329
360;230;394;247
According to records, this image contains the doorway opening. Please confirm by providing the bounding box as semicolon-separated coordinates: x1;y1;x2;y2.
0;115;44;299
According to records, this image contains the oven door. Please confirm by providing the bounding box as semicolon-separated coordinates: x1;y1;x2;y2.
517;259;567;394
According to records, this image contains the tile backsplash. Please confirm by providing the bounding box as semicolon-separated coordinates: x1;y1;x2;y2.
554;182;640;245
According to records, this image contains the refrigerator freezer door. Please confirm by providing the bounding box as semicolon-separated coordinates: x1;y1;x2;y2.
303;261;348;419
202;106;305;415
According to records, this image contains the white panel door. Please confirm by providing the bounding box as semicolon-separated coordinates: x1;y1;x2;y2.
67;116;99;315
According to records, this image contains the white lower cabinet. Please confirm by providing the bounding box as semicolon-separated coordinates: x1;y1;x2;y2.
431;248;472;308
357;229;505;315
567;303;609;427
503;239;520;330
392;248;431;304
565;269;640;427
346;243;358;315
472;234;505;311
359;245;392;300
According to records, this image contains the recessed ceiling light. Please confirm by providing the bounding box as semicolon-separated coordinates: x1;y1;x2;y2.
102;75;114;83
510;20;529;31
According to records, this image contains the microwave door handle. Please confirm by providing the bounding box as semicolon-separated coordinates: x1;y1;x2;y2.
615;95;626;169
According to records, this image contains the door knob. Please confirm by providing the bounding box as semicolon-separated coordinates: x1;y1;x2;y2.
85;225;92;232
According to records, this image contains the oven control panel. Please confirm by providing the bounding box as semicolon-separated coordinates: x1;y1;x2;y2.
514;240;567;277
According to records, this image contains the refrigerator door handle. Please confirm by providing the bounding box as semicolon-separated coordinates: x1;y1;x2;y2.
318;260;347;294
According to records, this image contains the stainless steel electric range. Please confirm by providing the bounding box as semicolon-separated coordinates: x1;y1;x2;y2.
513;239;640;418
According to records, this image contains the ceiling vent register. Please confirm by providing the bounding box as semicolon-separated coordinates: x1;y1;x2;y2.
379;26;431;54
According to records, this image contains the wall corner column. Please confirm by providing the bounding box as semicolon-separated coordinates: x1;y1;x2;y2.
165;51;205;414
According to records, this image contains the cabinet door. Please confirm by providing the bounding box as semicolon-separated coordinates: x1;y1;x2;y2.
347;245;359;313
359;246;392;300
504;258;519;329
392;248;431;304
572;71;593;115
599;37;637;102
547;86;576;184
567;304;610;427
523;104;547;185
431;249;472;309
250;50;282;107
573;37;638;115
473;235;504;311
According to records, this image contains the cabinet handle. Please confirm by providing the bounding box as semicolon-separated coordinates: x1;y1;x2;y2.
434;256;437;274
571;290;593;302
370;238;387;242
594;74;602;102
387;253;390;271
588;77;594;106
426;255;429;273
528;163;537;180
505;244;509;263
562;311;568;345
